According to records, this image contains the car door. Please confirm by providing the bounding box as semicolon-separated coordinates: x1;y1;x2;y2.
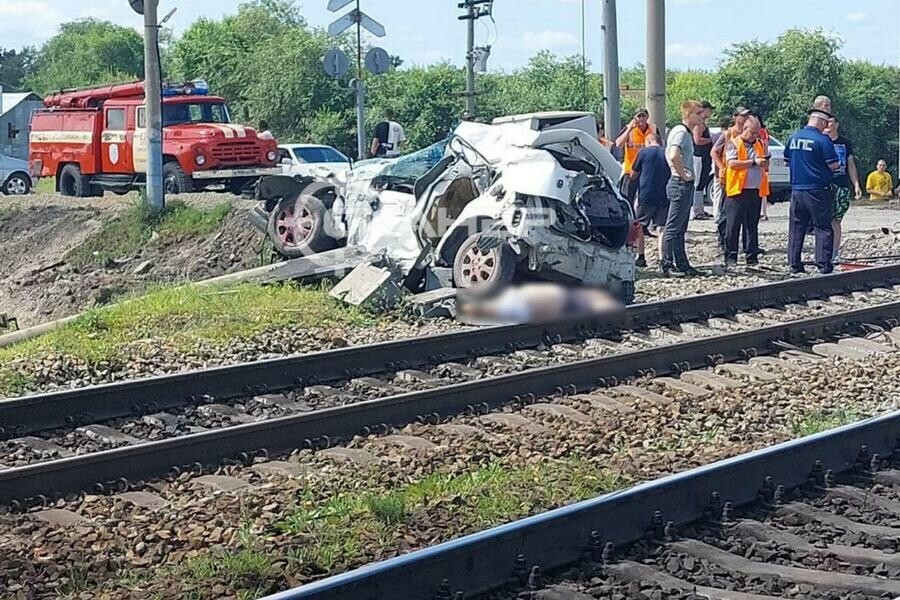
100;106;130;174
0;154;7;182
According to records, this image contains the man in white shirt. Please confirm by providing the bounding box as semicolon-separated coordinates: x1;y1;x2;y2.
370;109;406;158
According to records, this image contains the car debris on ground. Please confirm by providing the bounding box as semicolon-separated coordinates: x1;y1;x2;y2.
252;112;638;319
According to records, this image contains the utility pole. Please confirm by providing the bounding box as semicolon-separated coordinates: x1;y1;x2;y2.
355;0;366;160
143;0;164;213
646;0;666;137
601;0;621;141
458;0;493;118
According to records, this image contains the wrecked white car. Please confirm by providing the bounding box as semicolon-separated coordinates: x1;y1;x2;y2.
259;112;637;302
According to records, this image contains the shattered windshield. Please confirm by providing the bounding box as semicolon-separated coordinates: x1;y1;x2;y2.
377;139;448;180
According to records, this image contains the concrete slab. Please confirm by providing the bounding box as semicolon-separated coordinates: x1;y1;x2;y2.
811;343;870;360
480;413;550;435
329;263;402;310
652;377;712;397
436;423;499;441
192;475;252;493
115;491;169;510
141;412;181;431
837;337;893;354
680;370;743;390
748;356;803;372
524;403;592;424
197;403;257;423
568;393;635;413
377;435;438;452
251;461;309;478
320;447;378;466
76;425;141;446
408;288;456;318
33;509;88;528
11;437;73;457
611;385;673;406
715;363;779;382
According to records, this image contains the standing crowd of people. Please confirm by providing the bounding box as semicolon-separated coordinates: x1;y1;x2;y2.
618;95;898;277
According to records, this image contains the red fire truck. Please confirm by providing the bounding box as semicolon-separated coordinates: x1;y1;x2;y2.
29;79;280;197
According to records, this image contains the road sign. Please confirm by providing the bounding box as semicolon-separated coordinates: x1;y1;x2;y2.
358;12;386;37
327;0;354;11
365;47;391;75
129;0;144;14
323;48;350;78
328;9;386;38
328;13;355;36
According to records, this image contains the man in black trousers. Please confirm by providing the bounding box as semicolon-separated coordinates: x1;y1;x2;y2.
784;105;840;274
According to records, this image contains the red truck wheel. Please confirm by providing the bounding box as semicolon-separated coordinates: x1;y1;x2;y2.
267;195;334;258
163;162;194;195
59;164;93;198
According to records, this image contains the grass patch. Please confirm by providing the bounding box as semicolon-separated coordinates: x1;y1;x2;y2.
790;408;862;437
0;368;33;397
277;458;628;572
66;199;232;268
365;492;407;525
34;177;56;194
0;282;374;373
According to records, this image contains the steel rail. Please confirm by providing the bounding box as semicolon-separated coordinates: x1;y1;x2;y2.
2;298;898;506
2;265;899;439
260;411;900;600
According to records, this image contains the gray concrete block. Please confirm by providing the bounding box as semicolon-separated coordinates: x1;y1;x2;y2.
329;263;403;310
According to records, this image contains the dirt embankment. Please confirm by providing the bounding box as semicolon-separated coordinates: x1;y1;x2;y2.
0;194;266;328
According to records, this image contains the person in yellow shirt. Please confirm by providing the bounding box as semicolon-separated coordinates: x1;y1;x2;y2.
866;160;895;200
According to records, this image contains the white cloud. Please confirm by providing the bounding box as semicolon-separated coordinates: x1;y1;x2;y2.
522;30;579;50
845;11;868;23
0;0;66;46
666;42;715;59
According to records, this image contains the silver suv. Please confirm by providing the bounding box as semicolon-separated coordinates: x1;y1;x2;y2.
0;153;32;196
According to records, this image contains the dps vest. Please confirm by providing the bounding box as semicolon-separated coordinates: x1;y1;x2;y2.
623;125;652;174
726;138;770;198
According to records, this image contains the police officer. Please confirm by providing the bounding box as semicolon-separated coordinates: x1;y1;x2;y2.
784;106;840;274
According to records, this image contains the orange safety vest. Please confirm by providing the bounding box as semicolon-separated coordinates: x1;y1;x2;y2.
623;125;652;174
725;137;770;198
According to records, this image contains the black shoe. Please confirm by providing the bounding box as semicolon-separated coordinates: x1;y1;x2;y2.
757;248;767;256
660;262;672;276
790;267;806;276
636;256;648;268
725;259;738;268
677;266;702;277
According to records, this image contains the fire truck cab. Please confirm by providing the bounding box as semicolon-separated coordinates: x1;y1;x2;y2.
30;80;280;197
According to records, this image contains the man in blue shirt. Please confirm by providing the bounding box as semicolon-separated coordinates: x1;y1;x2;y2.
784;107;840;274
630;133;671;267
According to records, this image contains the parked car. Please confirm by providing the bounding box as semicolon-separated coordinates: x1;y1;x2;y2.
277;144;351;179
261;113;637;302
709;127;790;202
0;153;33;195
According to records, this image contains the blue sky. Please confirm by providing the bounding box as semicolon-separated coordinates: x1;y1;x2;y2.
0;0;897;71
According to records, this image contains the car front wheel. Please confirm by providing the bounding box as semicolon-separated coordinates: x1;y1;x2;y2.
453;232;516;293
2;172;31;196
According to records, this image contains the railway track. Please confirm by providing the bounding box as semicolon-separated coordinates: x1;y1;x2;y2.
0;270;898;509
264;410;900;600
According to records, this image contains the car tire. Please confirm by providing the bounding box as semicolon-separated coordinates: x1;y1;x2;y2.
267;194;334;258
59;164;92;198
163;162;194;195
2;172;31;196
453;232;516;293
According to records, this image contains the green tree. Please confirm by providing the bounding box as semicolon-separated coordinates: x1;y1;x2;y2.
0;47;36;92
716;29;843;139
839;60;900;173
26;20;143;94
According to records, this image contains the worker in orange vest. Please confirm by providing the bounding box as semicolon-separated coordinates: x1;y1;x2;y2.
615;107;660;202
723;115;769;268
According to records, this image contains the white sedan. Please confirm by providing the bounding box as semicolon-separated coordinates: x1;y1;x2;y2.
277;144;351;179
0;153;33;196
